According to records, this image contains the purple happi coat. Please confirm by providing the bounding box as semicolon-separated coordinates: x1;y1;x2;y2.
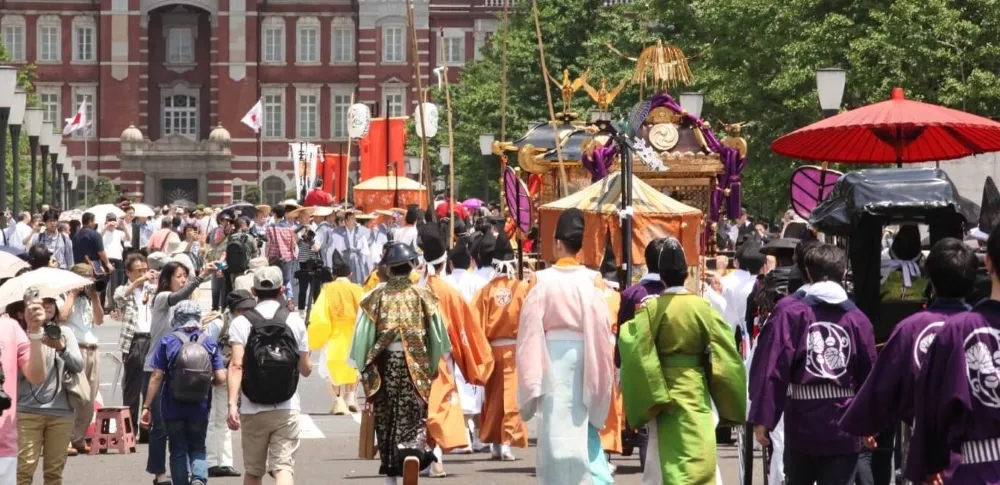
747;284;877;456
907;300;1000;484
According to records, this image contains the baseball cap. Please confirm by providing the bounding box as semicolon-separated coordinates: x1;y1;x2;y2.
253;266;283;291
226;290;256;312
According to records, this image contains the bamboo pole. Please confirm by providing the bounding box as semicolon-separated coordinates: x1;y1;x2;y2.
406;0;433;211
440;38;456;248
530;0;570;198
500;0;510;142
343;92;355;204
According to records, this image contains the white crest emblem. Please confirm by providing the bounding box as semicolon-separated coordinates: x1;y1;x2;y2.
913;322;945;370
494;288;513;306
804;321;852;379
964;327;1000;408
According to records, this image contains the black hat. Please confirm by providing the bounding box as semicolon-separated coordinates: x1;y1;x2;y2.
453;218;468;237
226;290;256;312
555;208;585;246
978;177;1000;238
383;241;419;267
494;228;515;261
761;237;800;257
471;230;496;262
487;215;506;225
891;224;922;260
418;223;447;263
448;243;472;270
331;250;351;277
405;205;421;225
782;221;811;240
657;237;688;280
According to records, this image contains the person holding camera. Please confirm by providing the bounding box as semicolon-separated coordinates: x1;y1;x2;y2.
29;211;73;270
61;264;104;455
15;296;84;485
114;254;159;444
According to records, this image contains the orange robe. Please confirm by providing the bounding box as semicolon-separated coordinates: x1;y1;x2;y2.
599;285;624;453
472;275;530;448
424;275;495;452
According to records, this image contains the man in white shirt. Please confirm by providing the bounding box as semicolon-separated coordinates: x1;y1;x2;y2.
4;212;33;251
227;267;311;485
100;214;128;310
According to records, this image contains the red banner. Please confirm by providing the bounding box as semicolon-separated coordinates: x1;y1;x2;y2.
359;118;407;181
322;153;349;203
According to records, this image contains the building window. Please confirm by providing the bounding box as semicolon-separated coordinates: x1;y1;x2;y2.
261;17;285;64
167;28;194;64
382;87;405;117
72;87;97;138
262;88;284;139
331;92;351;139
442;32;465;66
1;16;25;62
262;176;286;206
163;94;199;139
38;87;61;125
296;18;319;64
297;88;319;139
332;19;354;64
232;180;244;202
72;17;96;62
36;16;61;63
382;25;404;63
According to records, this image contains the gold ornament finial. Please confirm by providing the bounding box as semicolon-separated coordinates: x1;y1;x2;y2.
547;69;589;116
582;77;627;112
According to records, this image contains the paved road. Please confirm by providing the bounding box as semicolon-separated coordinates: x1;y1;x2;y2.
48;284;766;484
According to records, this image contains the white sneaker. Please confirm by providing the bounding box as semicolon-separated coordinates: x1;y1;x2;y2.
500;444;515;461
451;446;473;454
608;463;617;475
383;477;398;485
490;444;502;460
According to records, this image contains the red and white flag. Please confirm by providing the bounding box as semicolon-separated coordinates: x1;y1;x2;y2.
63;101;89;135
241;99;263;134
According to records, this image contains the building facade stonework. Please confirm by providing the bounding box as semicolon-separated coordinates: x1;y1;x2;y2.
0;0;501;206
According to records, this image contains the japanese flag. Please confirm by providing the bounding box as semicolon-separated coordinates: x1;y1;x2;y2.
63;102;88;135
241;99;263;134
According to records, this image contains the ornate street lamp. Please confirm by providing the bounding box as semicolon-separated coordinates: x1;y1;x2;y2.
816;68;847;118
7;89;25;218
479;134;494;202
55;146;66;209
49;132;63;206
60;155;70;209
23;107;42;214
0;66;19;225
38;123;52;206
679;92;705;120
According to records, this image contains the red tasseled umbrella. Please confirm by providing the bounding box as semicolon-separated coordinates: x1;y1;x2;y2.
435;200;469;220
772;87;1000;167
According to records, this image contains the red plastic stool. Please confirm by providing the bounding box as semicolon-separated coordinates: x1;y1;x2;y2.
89;406;137;455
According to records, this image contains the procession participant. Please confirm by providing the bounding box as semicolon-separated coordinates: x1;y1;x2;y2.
330;209;372;286
393;206;420;249
517;208;615;484
618;237;746;484
905;227;1000;484
748;243;877;485
841;238;975;480
443;244;487;302
471;230;529;461
470;230;497;282
369;211;394;266
303;179;334;207
722;236;766;340
416;224;493;476
355;213;380;271
598;271;623;469
348;241;452;485
311;207;337;268
308;251;363;415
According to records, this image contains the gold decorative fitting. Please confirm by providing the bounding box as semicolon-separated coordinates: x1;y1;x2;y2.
582;77;627;112
492;141;517;156
517;144;549;174
723;188;731;196
547;69;589;117
632;41;694;90
646;107;679;125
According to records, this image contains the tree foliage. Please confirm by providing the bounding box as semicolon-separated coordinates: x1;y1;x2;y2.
88;177;121;205
447;0;1000;219
0;44;45;212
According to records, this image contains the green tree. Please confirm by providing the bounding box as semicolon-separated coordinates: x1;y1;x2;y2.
1;44;45;212
88;177;121;205
243;185;261;204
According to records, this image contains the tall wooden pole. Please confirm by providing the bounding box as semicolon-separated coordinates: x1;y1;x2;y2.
406;0;433;212
531;0;569;198
440;39;456;247
343;92;355;205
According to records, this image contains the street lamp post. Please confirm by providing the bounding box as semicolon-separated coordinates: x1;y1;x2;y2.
816;68;847;119
439;145;451;196
39;124;52;207
8;90;26;218
23;108;42;214
49;133;63;207
60;156;70;209
55;146;66;209
0;66;19;227
679;92;705;120
479;134;494;202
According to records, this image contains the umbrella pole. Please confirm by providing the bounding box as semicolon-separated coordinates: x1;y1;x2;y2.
441;47;457;248
818;161;829;201
344;93;355;205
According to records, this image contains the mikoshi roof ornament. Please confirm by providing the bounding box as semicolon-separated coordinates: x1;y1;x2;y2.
606;39;694;91
347;103;371;139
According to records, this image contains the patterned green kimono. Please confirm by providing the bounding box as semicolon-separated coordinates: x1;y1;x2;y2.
619;289;747;484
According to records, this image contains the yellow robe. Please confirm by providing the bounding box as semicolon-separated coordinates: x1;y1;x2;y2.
363;269;419;293
308;277;364;385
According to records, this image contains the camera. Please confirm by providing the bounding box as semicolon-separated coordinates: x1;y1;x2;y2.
43;322;61;340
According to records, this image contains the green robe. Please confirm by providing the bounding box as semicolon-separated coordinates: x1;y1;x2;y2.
619;291;747;484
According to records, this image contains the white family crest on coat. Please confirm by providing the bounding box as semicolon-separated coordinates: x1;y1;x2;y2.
804;321;852;379
913;322;945;369
493;287;512;306
964;327;1000;408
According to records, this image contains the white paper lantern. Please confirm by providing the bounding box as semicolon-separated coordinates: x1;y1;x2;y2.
413;102;439;139
347;103;371;139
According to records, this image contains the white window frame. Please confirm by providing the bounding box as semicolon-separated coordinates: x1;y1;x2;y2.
1;16;26;62
331;18;354;65
161;83;200;140
72;17;97;63
295;17;320;65
232;179;244;202
71;85;97;139
296;86;320;139
330;86;353;140
36;16;61;63
381;84;406;118
261;86;285;140
440;28;465;66
36;84;61;126
261;17;285;65
166;27;195;65
382;24;405;64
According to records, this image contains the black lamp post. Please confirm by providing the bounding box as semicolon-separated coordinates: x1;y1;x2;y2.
38;123;52;207
0;66;18;227
23;107;42;214
479;134;494;202
49;133;63;207
8;90;25;218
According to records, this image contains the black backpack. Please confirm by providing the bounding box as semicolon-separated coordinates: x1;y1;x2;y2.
168;331;214;403
241;307;299;405
225;233;251;275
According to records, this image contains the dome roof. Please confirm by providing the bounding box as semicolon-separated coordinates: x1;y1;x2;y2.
209;123;231;143
120;124;144;143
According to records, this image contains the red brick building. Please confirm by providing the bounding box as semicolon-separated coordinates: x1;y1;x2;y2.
0;0;506;206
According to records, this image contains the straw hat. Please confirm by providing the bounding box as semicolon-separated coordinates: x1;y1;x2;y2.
313;206;334;218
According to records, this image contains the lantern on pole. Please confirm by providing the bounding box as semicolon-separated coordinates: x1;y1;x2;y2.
413;102;439;139
347;103;372;139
